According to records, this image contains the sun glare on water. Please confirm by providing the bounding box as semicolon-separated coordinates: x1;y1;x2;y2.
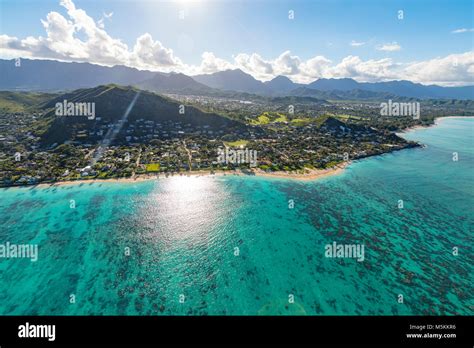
138;176;231;245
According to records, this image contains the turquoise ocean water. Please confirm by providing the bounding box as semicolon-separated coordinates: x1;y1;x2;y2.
0;117;472;315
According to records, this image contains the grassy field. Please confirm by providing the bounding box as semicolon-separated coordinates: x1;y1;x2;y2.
145;163;160;172
250;112;288;125
325;112;369;121
0;91;57;112
290;118;312;126
224;139;249;147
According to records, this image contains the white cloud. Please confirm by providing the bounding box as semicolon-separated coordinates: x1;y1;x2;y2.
376;42;401;52
350;40;365;47
234;52;274;79
299;56;333;83
231;51;303;82
402;52;474;86
98;11;113;29
327;56;400;82
274;51;301;75
451;28;474;34
131;33;182;68
0;0;472;86
0;0;181;69
194;51;233;74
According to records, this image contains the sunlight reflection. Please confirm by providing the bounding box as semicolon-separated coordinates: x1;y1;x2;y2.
139;176;230;245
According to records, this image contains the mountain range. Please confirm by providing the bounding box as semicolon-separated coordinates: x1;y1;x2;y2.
137;72;214;95
1;59;472;100
194;69;473;99
193;69;270;94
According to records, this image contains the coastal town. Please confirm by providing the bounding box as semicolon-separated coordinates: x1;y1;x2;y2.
1;83;473;187
0;99;426;187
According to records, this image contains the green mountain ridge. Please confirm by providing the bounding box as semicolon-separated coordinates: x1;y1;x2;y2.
0;91;58;112
37;85;249;145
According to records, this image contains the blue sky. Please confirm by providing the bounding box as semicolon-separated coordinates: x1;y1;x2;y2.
1;0;473;85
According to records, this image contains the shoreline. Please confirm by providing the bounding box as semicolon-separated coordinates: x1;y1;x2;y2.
398;124;426;133
251;162;349;181
3;163;350;189
434;115;474;125
397;116;474;134
2;116;470;189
